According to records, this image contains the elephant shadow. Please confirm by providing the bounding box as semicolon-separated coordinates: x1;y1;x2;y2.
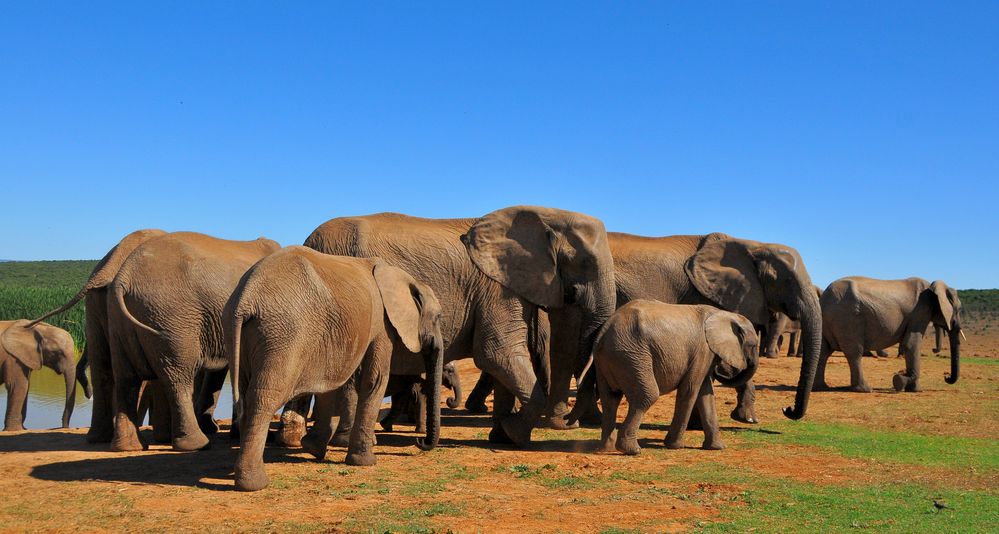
29;434;316;491
0;430;111;453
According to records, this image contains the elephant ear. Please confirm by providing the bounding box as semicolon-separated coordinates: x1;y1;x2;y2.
704;312;752;370
686;239;768;326
2;320;43;371
930;280;954;327
373;262;427;354
461;207;561;308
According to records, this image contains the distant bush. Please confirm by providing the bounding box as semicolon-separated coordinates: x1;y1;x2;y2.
0;260;97;349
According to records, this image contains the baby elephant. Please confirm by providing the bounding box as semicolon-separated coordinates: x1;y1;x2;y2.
595;301;759;455
228;246;444;492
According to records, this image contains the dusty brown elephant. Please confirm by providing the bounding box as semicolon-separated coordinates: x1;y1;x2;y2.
297;206;616;447
817;277;962;392
761;311;803;358
227;247;444;491
554;232;823;427
1;320;86;431
594;302;759;454
106;231;280;452
30;229;167;443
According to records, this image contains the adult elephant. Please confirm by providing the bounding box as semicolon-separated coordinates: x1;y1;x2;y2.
301;206;616;446
106;232;280;452
1;320;86;431
30;229;167;442
563;232;823;426
817;277;962;392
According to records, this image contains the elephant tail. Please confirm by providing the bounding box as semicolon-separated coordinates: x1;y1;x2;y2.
112;282;162;336
226;302;248;423
27;288;87;328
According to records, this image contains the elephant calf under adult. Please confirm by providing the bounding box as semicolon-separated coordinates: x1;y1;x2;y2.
595;302;758;455
1;320;86;431
817;277;962;393
228;247;444;492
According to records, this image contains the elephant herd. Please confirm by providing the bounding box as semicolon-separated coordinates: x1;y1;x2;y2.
2;205;963;492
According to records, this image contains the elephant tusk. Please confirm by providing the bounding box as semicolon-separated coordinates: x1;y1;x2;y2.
960;330;967;342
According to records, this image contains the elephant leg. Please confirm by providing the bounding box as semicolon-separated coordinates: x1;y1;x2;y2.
541;355;578;429
695;377;724;450
158;359;210;451
665;376;700;450
194;368;227;436
277;395;311;448
597;375;620;453
110;366;145;452
301;390;337;460
893;332;923;392
345;338;391;467
465;372;493;414
147;381;173;444
487;383;517;444
814;339;834;390
787;331;800;357
234;384;288;491
380;391;405;432
3;364;29;431
331;371;359;448
616;381;656;455
86;327;115;443
487;355;546;448
844;346;871;393
730;380;757;424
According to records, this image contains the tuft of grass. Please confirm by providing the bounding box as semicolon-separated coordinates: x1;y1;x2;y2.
0;260;97;349
735;421;999;471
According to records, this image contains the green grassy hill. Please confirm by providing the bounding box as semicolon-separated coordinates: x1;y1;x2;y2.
1;260;996;350
0;260;98;348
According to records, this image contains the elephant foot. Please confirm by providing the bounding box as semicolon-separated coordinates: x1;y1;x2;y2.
110;435;146;452
3;424;25;432
379;420;394;432
500;416;533;448
761;352;779;359
344;449;377;467
276;411;306;448
730;406;757;424
663;438;684;450
464;402;489;414
540;414;579;430
892;373;907;392
702;439;725;451
300;433;330;461
488;424;515;445
197;414;220;436
234;466;269;492
330;432;351;448
172;431;211;452
615;436;641;455
848;383;872;393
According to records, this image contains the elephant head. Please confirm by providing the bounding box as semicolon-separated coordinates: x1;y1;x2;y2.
373;262;445;451
685;234;822;420
705;311;760;387
1;320;81;427
461;205;617;397
927;280;962;384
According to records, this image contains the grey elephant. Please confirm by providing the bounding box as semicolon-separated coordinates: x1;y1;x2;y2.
227;246;444;492
106;231;280;452
294;206;615;447
381;362;462;433
559;232;822;427
594;302;758;455
31;229;168;443
1;320;87;431
762;311;803;358
817;277;962;392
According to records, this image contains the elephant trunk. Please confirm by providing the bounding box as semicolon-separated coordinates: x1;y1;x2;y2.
783;299;822;420
62;358;78;428
945;326;961;384
416;337;443;451
715;356;758;388
445;368;462;409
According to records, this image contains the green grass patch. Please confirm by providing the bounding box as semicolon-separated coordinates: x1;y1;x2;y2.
961;356;999;366
733;421;999;472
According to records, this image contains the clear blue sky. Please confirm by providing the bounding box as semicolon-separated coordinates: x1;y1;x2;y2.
1;3;996;288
